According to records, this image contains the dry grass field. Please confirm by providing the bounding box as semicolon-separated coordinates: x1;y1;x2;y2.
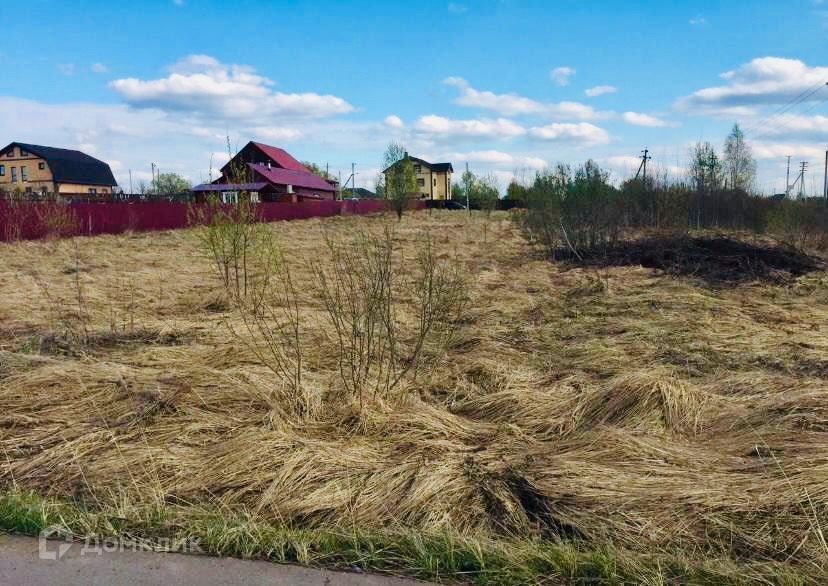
0;210;826;583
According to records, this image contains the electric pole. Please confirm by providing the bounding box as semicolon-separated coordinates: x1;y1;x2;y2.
465;162;470;214
799;162;808;199
635;148;651;184
785;156;791;198
823;150;827;205
352;162;356;199
129;169;133;196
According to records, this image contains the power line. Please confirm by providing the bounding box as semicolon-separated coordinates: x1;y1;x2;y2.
742;80;828;136
745;87;828;142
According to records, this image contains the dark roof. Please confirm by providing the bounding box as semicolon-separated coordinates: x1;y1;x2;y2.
383;155;453;174
3;142;117;186
250;163;337;192
351;187;378;198
192;182;271;192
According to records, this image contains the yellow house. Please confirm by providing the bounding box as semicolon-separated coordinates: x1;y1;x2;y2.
384;154;453;200
0;142;117;197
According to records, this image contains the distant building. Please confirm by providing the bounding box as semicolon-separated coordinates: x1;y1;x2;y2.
192;142;337;203
0;142;117;197
384;154;453;200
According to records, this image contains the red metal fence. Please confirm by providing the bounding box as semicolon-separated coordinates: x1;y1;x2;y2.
0;199;395;242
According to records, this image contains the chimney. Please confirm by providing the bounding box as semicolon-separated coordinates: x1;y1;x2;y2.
287;184;293;194
404;151;408;158
267;161;272;170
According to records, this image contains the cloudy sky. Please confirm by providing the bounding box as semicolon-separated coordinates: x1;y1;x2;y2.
0;0;826;194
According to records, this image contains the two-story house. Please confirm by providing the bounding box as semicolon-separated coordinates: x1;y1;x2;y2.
0;142;118;197
384;154;453;200
192;141;337;203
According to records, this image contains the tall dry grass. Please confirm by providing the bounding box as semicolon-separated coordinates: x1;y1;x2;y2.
0;211;826;581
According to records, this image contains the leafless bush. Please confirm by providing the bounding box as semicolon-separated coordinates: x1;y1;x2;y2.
231;250;305;408
35;202;79;240
189;199;269;300
314;226;466;404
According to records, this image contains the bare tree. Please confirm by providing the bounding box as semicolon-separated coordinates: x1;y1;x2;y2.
382;143;416;220
723;123;756;191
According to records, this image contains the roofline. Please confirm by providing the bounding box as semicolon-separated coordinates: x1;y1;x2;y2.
383;156;453;173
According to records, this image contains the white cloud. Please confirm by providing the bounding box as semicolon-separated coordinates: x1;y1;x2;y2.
450;150;547;170
414;115;526;139
550;66;576;86
91;62;109;74
585;85;618;98
528;122;610;145
173;0;185;5
677;57;828;111
622;111;670;127
444;77;608;120
58;63;76;76
384;115;405;129
689;16;707;25
750;140;828;160
247;126;303;142
110;54;354;120
448;2;467;13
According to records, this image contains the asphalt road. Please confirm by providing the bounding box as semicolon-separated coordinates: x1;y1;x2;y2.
0;534;427;586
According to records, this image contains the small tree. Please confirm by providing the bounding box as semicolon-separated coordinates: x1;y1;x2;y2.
475;174;500;217
690;142;723;193
383;142;416;220
461;168;476;215
302;161;334;181
723;123;756;191
149;173;191;195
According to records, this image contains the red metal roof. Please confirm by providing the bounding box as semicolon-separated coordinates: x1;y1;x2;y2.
249;164;336;193
251;142;308;172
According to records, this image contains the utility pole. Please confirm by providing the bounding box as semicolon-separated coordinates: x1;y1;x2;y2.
465;162;470;214
351;162;356;199
634;148;651;183
785;156;791;198
799;162;808;199
823;150;827;205
129;169;133;196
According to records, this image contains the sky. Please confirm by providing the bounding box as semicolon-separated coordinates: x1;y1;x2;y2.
1;0;827;195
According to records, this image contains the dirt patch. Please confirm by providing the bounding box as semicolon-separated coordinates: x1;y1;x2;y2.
567;235;823;285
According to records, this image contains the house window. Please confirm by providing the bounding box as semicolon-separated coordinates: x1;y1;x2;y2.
38;162;45;170
433;178;437;186
221;191;238;204
11;167;17;182
414;165;422;173
25;186;32;194
417;178;425;187
21;166;28;181
88;188;97;195
6;150;13;158
41;187;48;196
250;191;260;203
20;150;28;157
0;165;4;176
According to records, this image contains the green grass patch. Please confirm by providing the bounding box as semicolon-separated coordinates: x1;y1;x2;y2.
0;489;817;585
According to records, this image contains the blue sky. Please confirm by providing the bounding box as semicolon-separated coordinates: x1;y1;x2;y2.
1;0;827;193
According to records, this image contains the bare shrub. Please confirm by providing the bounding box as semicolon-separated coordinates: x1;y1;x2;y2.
35;202;79;240
231;250;306;412
314;226;466;404
189;199;269;300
